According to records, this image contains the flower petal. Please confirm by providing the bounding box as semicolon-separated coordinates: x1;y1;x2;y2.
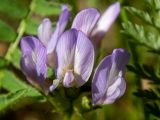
71;8;100;36
92;55;112;104
92;48;130;105
47;5;70;54
20;36;47;86
38;18;52;46
104;76;126;104
63;70;75;87
49;79;61;91
56;29;77;79
91;2;120;43
74;31;94;87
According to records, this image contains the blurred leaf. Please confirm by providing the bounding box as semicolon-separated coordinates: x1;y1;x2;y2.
33;0;61;16
152;11;160;29
0;70;43;98
0;90;27;112
0;0;29;19
146;0;160;10
127;64;160;84
146;103;160;118
125;7;153;25
0;57;7;68
122;21;160;50
0;20;16;42
10;48;21;69
133;89;160;100
25;18;40;35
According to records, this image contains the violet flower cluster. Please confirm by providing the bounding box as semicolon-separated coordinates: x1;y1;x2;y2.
20;2;130;105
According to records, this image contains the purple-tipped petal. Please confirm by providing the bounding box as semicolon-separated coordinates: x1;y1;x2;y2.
38;18;52;46
92;48;130;105
74;31;94;87
91;2;120;43
47;5;70;54
56;29;77;79
20;36;47;86
72;8;100;36
63;70;75;87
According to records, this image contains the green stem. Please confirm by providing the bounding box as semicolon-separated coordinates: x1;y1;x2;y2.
43;88;71;115
5;0;36;61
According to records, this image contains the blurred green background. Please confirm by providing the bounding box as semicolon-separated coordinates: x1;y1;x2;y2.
0;0;159;120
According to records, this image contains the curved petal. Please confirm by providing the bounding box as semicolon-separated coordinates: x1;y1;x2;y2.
74;31;94;87
47;5;70;54
38;18;52;46
92;55;112;104
71;8;100;36
20;36;47;86
91;2;120;44
103;76;126;104
92;48;130;105
56;29;77;79
63;70;75;87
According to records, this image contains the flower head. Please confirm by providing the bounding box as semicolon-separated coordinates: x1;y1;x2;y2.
50;29;94;90
92;48;130;105
20;5;70;91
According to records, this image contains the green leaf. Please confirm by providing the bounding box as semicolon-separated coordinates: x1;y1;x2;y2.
0;20;16;42
10;48;21;69
125;7;153;25
25;18;40;35
33;0;61;16
133;89;160;100
0;70;43;98
0;0;29;19
0;57;7;68
0;90;27;112
122;21;160;50
146;0;160;10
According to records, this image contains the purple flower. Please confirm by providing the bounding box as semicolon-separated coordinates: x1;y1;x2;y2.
92;48;130;105
71;2;120;46
38;5;70;67
50;29;94;91
20;5;70;91
20;36;47;89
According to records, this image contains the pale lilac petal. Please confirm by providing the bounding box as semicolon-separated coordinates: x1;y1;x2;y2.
56;29;77;79
92;55;112;104
47;5;70;54
61;4;69;11
92;48;130;105
20;36;47;86
56;29;94;88
91;2;120;43
103;76;126;104
71;8;100;36
38;18;52;46
74;31;94;87
63;70;75;87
